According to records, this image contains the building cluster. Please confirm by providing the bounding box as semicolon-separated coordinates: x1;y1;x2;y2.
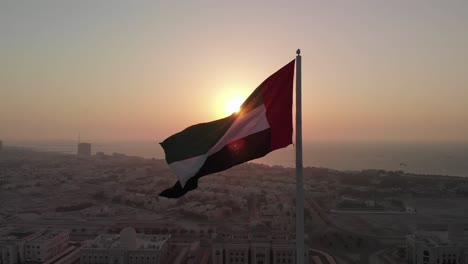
81;227;170;264
0;225;306;264
7;147;468;264
0;227;171;264
0;148;318;264
406;224;468;264
6;207;468;264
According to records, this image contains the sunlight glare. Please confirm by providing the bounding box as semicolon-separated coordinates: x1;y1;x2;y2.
225;97;244;115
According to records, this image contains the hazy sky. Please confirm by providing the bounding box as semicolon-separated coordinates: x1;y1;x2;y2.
1;0;467;142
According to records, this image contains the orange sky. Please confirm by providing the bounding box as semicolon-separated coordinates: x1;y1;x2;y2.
1;1;467;143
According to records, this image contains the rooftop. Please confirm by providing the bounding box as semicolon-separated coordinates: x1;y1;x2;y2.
84;234;170;250
410;230;468;246
44;243;82;264
4;231;36;240
33;229;68;241
0;228;35;241
0;228;67;243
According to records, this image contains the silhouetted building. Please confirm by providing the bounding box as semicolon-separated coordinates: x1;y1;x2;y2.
95;152;106;158
406;224;468;264
0;140;2;151
77;143;91;156
80;227;170;264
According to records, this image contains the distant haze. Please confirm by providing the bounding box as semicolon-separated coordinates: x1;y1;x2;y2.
7;140;468;177
1;1;467;142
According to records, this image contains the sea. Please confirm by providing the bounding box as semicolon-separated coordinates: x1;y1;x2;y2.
6;140;468;177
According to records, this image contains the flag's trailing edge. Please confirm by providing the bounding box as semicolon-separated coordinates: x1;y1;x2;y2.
159;59;295;198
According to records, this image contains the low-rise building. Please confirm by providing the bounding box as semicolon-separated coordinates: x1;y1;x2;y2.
406;224;468;264
0;227;70;264
24;229;69;262
212;224;308;264
80;227;170;264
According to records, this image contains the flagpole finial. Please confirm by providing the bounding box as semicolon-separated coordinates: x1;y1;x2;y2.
296;49;301;55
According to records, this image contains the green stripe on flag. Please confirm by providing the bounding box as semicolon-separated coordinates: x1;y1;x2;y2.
161;114;237;163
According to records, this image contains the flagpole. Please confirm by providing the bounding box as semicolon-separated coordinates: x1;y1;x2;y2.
295;49;305;264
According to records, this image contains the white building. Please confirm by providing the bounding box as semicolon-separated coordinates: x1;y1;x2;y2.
80;227;170;264
0;227;70;264
406;225;468;264
212;224;308;264
24;230;69;262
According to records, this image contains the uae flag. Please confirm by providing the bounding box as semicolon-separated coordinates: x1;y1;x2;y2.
160;60;295;198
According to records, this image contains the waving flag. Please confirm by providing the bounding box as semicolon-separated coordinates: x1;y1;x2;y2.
160;60;295;198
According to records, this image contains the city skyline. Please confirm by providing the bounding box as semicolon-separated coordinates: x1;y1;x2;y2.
1;1;468;142
1;146;468;264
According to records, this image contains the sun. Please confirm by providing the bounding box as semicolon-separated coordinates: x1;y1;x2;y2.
213;88;249;118
225;97;244;115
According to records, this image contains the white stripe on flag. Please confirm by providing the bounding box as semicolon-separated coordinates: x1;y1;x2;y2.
208;104;269;155
169;104;270;187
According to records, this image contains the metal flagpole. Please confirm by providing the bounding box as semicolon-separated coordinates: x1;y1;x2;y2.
295;49;305;263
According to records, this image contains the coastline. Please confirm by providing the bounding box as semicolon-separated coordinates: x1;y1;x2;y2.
1;144;466;180
4;140;468;177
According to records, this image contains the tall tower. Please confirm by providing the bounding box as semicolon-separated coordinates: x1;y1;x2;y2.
77;143;92;156
77;132;91;156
